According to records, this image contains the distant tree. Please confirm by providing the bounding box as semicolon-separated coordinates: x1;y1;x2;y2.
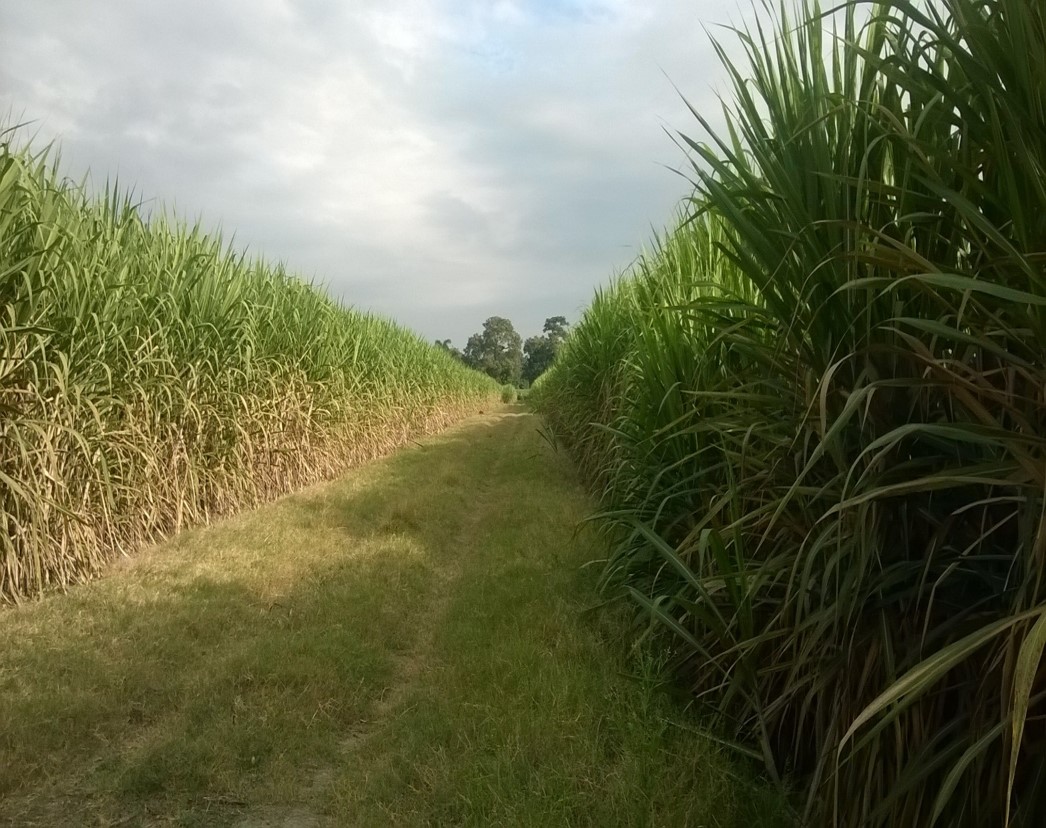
522;336;555;385
463;316;523;385
522;316;569;385
543;315;569;344
435;338;464;362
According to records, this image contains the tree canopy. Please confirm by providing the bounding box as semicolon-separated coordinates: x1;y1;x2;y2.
441;315;569;387
462;316;523;385
522;316;569;385
434;338;464;362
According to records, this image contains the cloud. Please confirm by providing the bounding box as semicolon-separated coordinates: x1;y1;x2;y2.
1;0;756;345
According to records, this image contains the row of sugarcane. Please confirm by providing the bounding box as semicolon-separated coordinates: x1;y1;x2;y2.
533;1;1046;824
0;130;501;603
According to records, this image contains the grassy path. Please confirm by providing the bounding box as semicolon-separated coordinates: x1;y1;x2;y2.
0;408;789;827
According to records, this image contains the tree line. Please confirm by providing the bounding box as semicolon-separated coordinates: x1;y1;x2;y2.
436;316;568;387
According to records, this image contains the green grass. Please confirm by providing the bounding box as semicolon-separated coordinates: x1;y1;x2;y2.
0;408;791;827
534;0;1046;824
0;127;499;603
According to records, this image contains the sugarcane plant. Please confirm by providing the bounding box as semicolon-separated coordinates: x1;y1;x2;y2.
0;128;500;603
535;0;1046;823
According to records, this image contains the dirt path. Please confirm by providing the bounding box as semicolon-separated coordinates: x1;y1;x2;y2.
0;408;788;827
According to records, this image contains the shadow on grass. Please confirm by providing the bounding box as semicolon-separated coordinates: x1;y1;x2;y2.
2;562;429;823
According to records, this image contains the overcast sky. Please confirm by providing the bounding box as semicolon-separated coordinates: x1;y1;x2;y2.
1;0;753;345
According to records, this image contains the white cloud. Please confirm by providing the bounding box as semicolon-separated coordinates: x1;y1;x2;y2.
1;0;758;344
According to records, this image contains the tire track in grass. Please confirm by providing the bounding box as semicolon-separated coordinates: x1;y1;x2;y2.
334;439;508;756
233;411;521;828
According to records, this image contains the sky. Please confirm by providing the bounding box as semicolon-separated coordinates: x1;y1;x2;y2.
1;0;754;345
